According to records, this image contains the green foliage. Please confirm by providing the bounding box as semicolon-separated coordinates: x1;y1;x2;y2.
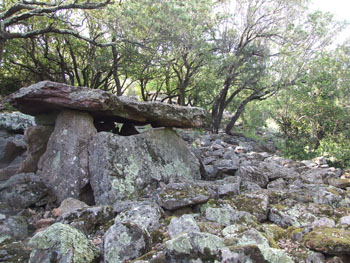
269;45;350;168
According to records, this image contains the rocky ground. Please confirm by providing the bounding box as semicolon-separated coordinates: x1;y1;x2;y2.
2;112;350;262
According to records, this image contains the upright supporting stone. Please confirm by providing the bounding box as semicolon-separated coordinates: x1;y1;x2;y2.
18;125;54;173
37;110;96;203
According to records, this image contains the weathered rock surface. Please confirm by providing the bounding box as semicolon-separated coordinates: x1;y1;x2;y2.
37;110;97;203
156;181;210;210
18;125;53;173
0;112;35;133
165;232;225;261
88;128;200;204
29;223;99;263
104;221;151;263
7;81;206;128
0;133;27;180
303;227;350;255
0;173;49;208
168;214;200;238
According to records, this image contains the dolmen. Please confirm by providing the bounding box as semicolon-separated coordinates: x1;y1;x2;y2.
6;81;207;205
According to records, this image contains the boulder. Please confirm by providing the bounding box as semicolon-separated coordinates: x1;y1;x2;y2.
57;205;114;236
29;223;99;263
232;190;269;222
7;81;206;128
37;110;96;203
168;214;201;238
0;112;35;133
0;134;27;180
303;227;350;256
165;232;225;261
0;173;49;209
104;221;151;263
0;215;28;240
88;128;201;204
18;125;53;173
114;202;162;232
156;181;210;210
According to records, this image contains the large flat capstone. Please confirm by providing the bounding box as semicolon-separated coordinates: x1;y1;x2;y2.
6;81;206;128
88;128;201;205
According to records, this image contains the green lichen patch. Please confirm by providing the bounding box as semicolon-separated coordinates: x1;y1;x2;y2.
263;224;286;242
303;227;350;255
165;232;225;260
29;223;99;263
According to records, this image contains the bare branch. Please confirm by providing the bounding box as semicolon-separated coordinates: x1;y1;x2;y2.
2;0;112;27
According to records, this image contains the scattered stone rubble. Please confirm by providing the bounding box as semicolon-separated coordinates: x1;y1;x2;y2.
1;81;350;262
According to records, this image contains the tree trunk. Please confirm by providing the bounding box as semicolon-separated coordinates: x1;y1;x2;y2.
0;38;5;66
111;40;122;96
211;83;230;133
225;93;261;134
177;84;186;106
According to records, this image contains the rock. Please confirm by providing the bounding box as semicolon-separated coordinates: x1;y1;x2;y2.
37;110;97;204
104;221;151;263
215;176;241;196
226;228;294;263
306;251;326;263
205;207;235;226
7;81;206;128
267;178;287;189
258;160;299;181
312;186;343;208
0;136;26;168
232;190;269;222
205;207;256;227
0;112;35;133
268;203;318;228
52;198;89;217
57;205;114;236
0;134;27;180
89;128;201;205
211;159;239;179
165;232;225;261
18;125;53;173
34;218;55;230
29;223;99;263
327;178;350;189
303;227;350;256
301;168;334;184
114;202;162;232
0;173;49;208
0;237;31;262
236;165;269;188
156;181;210;210
168;214;200;238
0;215;28;239
226;245;294;263
339;216;350;226
312;217;336;228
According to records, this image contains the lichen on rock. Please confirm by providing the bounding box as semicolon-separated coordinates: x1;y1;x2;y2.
28;223;99;263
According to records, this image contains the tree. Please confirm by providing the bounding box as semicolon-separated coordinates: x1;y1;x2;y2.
269;44;350;166
210;0;344;134
0;0;112;64
102;0;215;102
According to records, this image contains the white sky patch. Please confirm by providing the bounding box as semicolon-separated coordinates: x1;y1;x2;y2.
310;0;350;44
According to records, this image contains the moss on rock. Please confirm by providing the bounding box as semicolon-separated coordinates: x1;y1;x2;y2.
303;227;350;255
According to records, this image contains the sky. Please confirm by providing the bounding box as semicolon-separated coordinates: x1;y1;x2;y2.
310;0;350;44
